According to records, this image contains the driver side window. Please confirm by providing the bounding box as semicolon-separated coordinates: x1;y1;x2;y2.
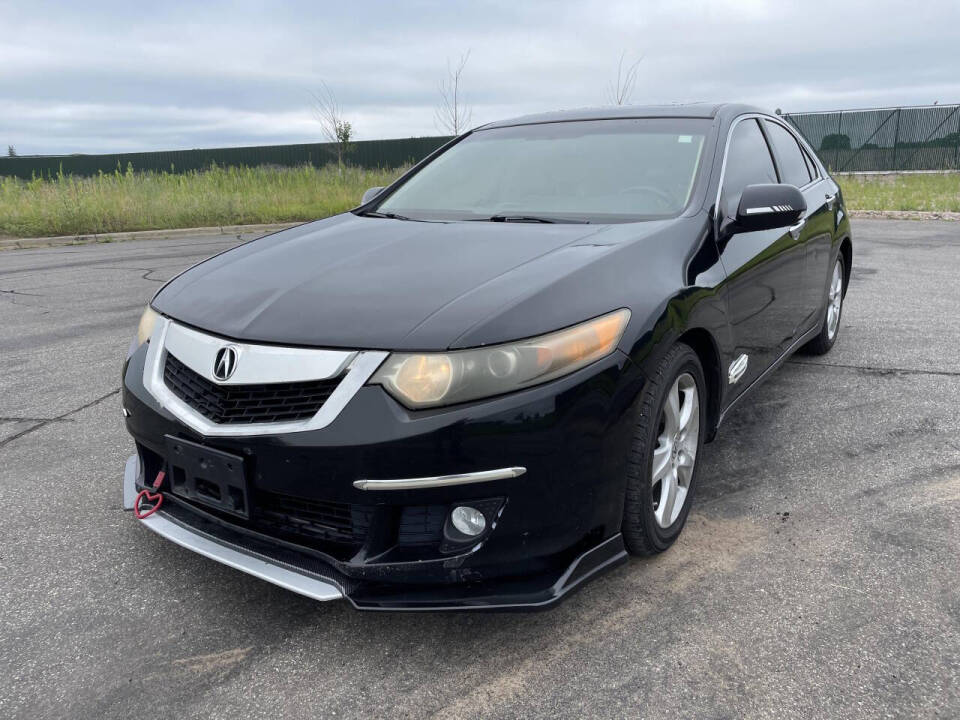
720;119;778;219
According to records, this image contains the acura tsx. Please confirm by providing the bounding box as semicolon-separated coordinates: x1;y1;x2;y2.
121;103;851;610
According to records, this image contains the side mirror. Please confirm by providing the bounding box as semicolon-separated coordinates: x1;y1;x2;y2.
732;184;806;233
361;186;385;205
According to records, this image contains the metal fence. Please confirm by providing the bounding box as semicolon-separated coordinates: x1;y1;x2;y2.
2;104;958;178
784;104;960;172
0;136;453;180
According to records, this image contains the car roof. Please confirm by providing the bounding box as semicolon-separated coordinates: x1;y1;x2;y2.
478;103;770;130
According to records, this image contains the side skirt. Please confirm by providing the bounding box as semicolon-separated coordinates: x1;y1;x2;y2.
717;322;820;427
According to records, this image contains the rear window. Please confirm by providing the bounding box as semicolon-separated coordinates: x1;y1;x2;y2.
764;120;812;187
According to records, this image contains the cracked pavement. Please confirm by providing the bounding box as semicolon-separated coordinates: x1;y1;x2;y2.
0;220;958;719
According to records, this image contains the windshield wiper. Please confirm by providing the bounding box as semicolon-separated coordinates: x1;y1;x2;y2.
483;215;589;224
356;210;413;221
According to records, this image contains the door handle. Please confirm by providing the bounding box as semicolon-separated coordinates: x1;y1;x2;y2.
825;192;837;210
789;217;806;240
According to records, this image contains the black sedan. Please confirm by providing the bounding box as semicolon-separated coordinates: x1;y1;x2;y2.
121;103;851;610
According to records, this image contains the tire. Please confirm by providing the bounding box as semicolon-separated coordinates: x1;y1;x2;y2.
802;254;845;356
622;343;707;556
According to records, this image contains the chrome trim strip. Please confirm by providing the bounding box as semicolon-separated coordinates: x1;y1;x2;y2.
137;511;343;601
163;320;356;385
354;466;527;491
142;317;388;437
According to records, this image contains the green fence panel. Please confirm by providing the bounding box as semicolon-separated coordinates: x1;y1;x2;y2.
3;104;958;178
784;104;960;172
0;136;453;180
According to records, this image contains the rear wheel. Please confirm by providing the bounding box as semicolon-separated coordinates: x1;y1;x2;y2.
802;255;845;355
622;343;706;555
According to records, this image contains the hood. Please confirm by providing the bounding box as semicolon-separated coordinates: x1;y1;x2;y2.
153;213;667;350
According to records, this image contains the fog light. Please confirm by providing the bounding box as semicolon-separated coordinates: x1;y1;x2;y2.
451;506;486;536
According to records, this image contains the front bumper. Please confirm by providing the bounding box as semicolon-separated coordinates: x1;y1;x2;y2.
125;451;626;610
122;340;644;610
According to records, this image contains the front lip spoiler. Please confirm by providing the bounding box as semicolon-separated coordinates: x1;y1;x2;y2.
123;454;342;601
123;454;626;610
353;466;526;490
139;510;344;602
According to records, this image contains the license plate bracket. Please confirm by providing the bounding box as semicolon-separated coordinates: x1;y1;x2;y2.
164;435;248;519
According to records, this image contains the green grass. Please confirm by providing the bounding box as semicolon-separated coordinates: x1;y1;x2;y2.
835;172;960;212
1;165;957;239
0;164;406;238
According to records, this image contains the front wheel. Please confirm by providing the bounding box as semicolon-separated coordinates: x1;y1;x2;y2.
802;255;845;355
622;343;706;555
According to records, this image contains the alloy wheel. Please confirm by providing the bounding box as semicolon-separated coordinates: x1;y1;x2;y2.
826;260;843;340
651;373;699;528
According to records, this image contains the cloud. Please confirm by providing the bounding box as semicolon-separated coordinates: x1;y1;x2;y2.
1;0;958;154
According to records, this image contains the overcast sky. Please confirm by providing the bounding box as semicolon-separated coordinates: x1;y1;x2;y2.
2;0;959;155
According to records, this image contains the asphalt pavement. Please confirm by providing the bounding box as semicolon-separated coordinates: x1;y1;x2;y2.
1;220;958;719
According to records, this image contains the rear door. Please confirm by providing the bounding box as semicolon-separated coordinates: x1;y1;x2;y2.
715;117;806;390
762;118;834;331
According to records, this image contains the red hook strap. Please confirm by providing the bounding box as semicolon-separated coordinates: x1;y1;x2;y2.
134;470;165;520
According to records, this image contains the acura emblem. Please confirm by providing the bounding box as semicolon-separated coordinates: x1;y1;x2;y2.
213;345;239;381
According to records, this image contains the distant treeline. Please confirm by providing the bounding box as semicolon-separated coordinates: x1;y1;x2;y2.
0;136;452;180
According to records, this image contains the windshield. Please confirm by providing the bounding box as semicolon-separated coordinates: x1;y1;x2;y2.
374;118;709;223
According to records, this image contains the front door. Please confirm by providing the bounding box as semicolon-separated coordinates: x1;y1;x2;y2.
762;118;834;333
715;118;807;392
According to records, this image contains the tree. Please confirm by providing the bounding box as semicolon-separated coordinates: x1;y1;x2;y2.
820;134;851;151
312;82;353;168
6;145;16;157
435;51;472;136
607;51;643;106
931;132;960;148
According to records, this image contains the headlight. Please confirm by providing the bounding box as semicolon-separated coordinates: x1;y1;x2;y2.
370;309;630;409
128;305;160;357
